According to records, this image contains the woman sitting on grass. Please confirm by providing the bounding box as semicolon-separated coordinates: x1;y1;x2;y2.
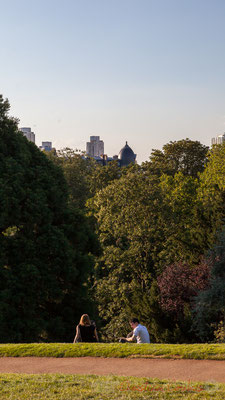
73;314;99;343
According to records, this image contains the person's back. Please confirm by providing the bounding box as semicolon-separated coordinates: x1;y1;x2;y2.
74;314;99;343
133;323;150;343
79;324;96;342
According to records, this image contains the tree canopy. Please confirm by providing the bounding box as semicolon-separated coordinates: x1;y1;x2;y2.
192;229;225;341
87;139;224;342
0;95;96;342
145;139;209;177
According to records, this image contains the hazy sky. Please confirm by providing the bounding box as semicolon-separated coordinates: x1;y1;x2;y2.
1;0;225;163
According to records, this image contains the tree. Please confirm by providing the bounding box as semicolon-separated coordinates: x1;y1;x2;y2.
47;147;94;209
144;139;209;178
157;260;210;342
197;143;225;244
88;167;168;341
87;139;220;342
158;261;210;316
158;172;210;267
192;228;225;342
0;95;96;342
88;160;122;195
47;149;122;208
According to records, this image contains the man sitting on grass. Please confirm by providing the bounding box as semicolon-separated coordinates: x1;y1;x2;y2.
120;318;150;344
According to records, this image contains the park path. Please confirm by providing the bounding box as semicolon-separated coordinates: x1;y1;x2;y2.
0;357;225;383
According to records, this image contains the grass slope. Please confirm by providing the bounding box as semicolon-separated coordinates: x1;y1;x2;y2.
0;374;224;400
0;343;225;359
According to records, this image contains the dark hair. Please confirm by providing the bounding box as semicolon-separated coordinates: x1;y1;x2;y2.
130;318;139;324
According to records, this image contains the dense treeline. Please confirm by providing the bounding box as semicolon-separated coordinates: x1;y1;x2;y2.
0;96;98;342
86;142;225;342
49;134;225;343
0;94;224;343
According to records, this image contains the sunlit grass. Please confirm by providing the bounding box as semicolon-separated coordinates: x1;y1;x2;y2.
1;342;225;359
0;374;224;400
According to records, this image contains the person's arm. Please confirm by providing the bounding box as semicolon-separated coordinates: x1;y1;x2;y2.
120;332;136;342
125;326;139;342
124;334;135;342
94;328;99;342
73;325;80;343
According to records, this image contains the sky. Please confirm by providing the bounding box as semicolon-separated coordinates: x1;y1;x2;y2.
1;0;225;163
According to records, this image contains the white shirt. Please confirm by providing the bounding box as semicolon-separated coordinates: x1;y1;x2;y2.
133;324;150;343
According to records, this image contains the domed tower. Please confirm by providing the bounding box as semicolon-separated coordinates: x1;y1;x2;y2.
118;141;136;167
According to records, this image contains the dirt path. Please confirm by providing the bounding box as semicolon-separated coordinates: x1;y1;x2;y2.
0;357;225;383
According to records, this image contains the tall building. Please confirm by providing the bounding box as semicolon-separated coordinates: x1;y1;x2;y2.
39;142;52;152
86;136;104;157
20;127;35;143
211;133;225;146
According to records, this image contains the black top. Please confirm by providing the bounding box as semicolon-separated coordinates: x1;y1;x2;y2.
78;324;96;342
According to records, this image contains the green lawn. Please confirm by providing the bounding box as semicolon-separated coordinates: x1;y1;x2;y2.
0;342;225;359
0;374;224;400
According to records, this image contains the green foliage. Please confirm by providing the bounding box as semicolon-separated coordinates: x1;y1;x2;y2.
0;95;95;343
88;138;225;343
89;169;164;340
145;138;208;177
158;172;207;267
198;143;225;242
192;229;225;342
88;160;122;195
214;321;225;343
46;148;94;209
89;165;212;341
47;149;122;209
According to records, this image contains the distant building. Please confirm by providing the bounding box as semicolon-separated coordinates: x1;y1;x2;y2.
211;133;225;146
86;140;136;167
118;141;136;167
20;127;35;143
39;141;52;152
86;136;104;157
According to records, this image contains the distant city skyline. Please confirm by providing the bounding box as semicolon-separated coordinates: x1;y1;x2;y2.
2;0;225;163
19;124;225;163
20;125;224;162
